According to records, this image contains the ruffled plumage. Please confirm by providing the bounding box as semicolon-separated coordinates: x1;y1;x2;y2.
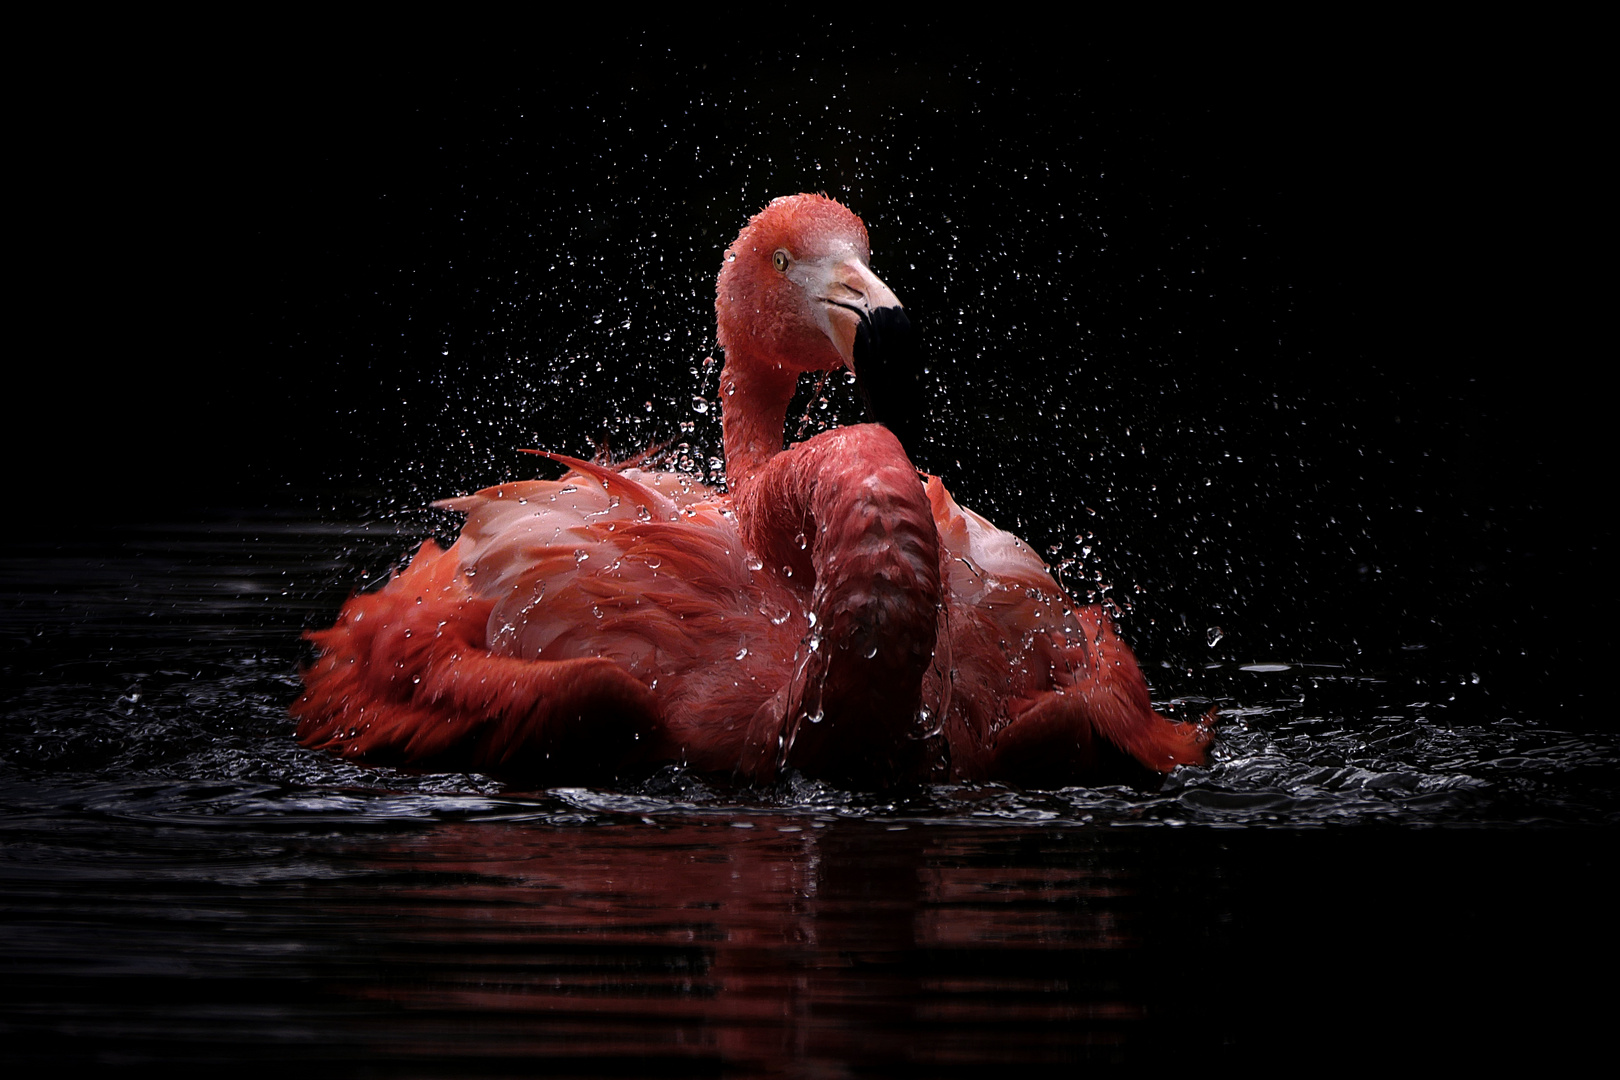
295;194;1213;785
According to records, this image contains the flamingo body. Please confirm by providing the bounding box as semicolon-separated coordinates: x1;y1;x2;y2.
295;195;1213;786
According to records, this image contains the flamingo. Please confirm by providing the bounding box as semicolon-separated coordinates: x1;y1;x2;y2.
294;194;1213;787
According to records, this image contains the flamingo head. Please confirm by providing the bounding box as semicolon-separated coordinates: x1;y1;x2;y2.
716;194;904;376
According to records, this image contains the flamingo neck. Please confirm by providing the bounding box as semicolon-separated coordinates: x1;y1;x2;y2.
719;352;799;492
735;424;943;785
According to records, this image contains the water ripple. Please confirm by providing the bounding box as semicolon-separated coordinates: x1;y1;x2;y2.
3;517;1616;829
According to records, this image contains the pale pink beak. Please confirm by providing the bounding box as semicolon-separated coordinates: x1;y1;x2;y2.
802;256;903;371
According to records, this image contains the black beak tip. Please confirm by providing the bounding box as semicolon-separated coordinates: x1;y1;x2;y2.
852;305;926;467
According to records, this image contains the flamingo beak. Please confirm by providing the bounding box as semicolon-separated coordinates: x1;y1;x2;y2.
813;257;903;371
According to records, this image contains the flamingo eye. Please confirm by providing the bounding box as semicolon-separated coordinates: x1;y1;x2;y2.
772;250;789;272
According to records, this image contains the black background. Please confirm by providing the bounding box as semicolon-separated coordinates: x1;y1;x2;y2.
21;30;1604;717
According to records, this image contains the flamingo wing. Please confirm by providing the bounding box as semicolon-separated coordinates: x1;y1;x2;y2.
292;535;665;781
296;458;811;779
924;477;1213;781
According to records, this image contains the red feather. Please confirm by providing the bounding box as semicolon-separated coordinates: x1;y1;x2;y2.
295;195;1214;785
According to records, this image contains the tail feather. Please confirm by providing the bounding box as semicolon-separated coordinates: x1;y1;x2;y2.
293;539;663;781
990;607;1214;782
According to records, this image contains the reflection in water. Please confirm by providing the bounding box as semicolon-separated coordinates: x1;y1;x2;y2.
2;808;1211;1071
338;822;1160;1071
5;802;1604;1072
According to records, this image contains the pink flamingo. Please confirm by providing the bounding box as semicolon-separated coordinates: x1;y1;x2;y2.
294;195;1213;786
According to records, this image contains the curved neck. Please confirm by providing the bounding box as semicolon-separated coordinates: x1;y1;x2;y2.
719;350;799;492
736;424;943;785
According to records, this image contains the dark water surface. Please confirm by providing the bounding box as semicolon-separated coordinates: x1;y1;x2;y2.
2;517;1610;1072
